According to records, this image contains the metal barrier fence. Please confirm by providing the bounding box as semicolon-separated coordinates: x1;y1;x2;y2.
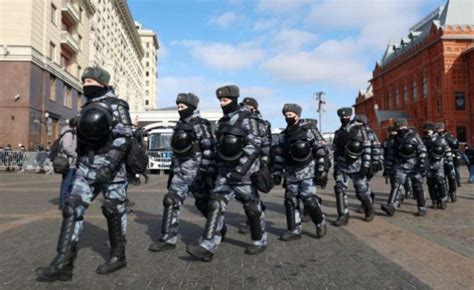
0;151;53;173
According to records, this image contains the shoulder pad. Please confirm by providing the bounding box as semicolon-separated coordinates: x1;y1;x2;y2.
103;97;130;110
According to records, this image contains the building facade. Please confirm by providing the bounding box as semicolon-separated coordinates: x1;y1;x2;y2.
136;21;159;111
354;0;474;143
0;0;95;149
0;0;158;150
89;0;144;112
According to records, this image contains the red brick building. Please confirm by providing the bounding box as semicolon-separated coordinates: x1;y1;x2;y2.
354;0;474;143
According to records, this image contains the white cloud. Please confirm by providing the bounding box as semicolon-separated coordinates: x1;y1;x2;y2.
306;0;430;50
261;38;371;89
271;28;318;51
253;19;278;31
208;12;240;29
256;0;312;14
172;40;265;70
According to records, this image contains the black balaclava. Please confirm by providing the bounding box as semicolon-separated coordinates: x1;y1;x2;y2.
83;85;108;99
340;117;350;126
222;98;239;115
397;128;409;135
285;116;297;126
178;105;196;120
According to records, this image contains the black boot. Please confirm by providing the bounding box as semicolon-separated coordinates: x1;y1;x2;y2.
449;191;457;202
245;244;266;255
381;184;399;217
148;240;176;252
279;231;302;241
316;222;327;238
238;221;250;234
360;196;374;222
36;209;77;282
334;187;349;226
333;214;349;226
186;245;213;262
97;205;127;274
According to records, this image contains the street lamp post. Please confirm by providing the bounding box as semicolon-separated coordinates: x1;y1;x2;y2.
314;91;326;132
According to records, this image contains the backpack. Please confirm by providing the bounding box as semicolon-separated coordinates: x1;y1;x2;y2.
49;129;74;174
126;129;149;175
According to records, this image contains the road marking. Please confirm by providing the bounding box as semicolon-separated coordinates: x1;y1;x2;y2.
345;217;474;289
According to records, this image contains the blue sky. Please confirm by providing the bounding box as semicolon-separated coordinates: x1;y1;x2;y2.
128;0;443;131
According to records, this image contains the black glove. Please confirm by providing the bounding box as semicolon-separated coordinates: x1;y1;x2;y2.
314;171;328;188
382;169;391;178
273;172;282;185
203;172;216;189
372;162;382;173
228;171;244;183
359;166;369;177
446;163;454;172
95;166;114;185
419;165;426;177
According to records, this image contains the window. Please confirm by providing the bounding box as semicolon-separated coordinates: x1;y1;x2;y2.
146;52;149;57
77;65;82;78
437;100;442;113
422;76;428;98
49;42;55;61
413;80;417;102
145;81;149;86
63;85;72;108
145;90;149;96
77;93;83;109
145;71;149;77
78;35;82;50
79;7;83;21
456;126;467;142
145;100;149;106
455;92;465;110
146;42;150;48
403;85;408;104
395;89;400;107
60;54;70;71
50;4;56;25
388;92;392;110
49;75;56;101
146;61;149;67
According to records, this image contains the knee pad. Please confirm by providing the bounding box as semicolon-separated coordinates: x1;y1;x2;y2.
354;183;368;196
284;191;297;200
63;195;86;219
244;202;261;219
102;198;123;217
302;195;318;209
412;183;423;195
163;192;181;208
334;183;344;195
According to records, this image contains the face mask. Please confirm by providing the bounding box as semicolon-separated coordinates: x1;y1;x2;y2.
398;128;408;135
83;85;108;99
221;99;239;115
285;117;297;126
340;118;350;126
178;107;194;120
423;130;430;136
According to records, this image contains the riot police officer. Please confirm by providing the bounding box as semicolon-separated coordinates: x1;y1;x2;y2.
272;104;327;241
332;108;374;226
148;93;216;252
186;85;267;261
423;122;453;209
353;114;382;209
381;119;427;216
382;126;411;207
36;67;133;281
435;122;459;201
238;97;271;235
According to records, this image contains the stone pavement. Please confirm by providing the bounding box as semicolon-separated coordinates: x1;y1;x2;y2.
0;169;473;289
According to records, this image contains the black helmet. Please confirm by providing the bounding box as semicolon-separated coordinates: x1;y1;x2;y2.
345;139;363;160
77;103;113;144
289;140;311;164
170;130;193;156
399;142;416;159
217;134;244;162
